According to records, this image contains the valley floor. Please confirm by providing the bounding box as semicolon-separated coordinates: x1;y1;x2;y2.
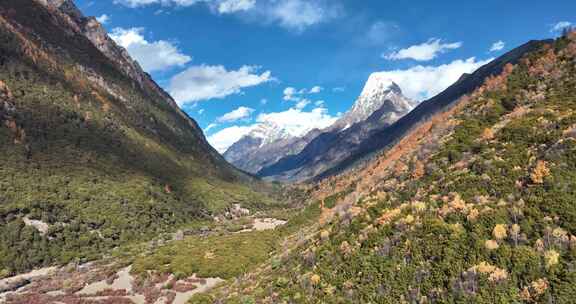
0;202;320;304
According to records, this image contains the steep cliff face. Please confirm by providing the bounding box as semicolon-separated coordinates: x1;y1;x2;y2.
0;0;275;274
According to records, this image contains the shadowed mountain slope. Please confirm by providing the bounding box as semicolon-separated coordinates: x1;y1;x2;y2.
0;0;277;274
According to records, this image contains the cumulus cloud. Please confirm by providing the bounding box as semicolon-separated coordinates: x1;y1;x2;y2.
283;87;299;101
283;85;322;102
384;38;462;61
114;0;339;32
168;65;273;105
207;106;338;153
373;57;492;100
489;40;505;52
109;27;191;73
550;21;573;33
217;106;255;123
96;14;110;24
207;125;255;153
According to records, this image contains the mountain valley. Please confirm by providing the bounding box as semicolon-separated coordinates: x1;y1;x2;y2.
1;1;576;304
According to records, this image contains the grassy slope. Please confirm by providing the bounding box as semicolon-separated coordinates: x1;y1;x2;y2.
198;34;576;303
0;0;279;275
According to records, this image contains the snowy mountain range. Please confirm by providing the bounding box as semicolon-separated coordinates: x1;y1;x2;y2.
224;74;415;175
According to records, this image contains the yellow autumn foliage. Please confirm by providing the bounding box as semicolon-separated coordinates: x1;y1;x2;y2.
493;224;508;240
485;239;499;250
530;160;550;184
544;250;560;268
310;274;321;285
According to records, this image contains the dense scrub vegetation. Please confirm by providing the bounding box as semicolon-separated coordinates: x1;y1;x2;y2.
198;33;576;303
0;0;280;276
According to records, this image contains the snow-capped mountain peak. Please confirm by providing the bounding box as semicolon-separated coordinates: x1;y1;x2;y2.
359;73;403;98
247;121;293;147
334;74;414;128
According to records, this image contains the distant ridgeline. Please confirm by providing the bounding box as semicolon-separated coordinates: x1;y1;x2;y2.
0;0;278;275
199;32;576;303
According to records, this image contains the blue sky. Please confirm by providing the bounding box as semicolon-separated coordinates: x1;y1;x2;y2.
76;0;575;152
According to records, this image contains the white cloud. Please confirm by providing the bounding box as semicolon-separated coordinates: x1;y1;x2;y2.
263;0;339;32
260;98;268;105
113;0;160;7
207;106;339;153
207;125;255;153
550;21;573;33
114;0;251;9
205;123;218;132
217;106;255;123
217;0;255;13
315;100;325;107
109;27;191;73
309;86;323;93
283;87;298;101
295;99;311;109
373;57;492;100
384;38;462;61
283;85;322;102
489;40;505;52
332;87;345;92
198;108;205;115
114;0;339;32
168;65;273;105
96;14;110;24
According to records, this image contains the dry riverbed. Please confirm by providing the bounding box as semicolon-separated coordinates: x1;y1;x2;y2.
1;217;286;304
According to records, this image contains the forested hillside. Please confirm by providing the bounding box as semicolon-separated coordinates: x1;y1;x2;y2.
197;31;576;304
0;0;278;276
